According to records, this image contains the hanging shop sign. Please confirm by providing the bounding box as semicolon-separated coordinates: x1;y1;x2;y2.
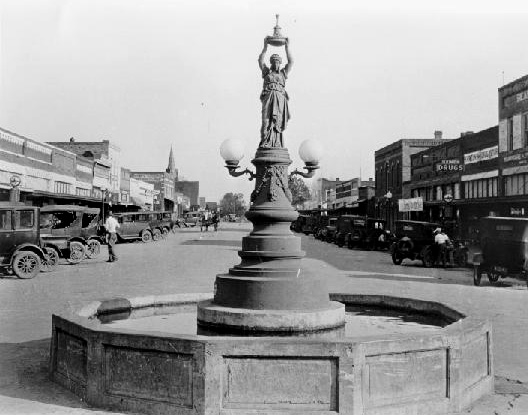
398;197;423;212
436;159;464;172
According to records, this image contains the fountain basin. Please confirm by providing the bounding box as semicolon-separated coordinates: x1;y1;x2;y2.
50;292;493;415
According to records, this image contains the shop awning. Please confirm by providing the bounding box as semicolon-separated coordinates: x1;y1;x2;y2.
460;170;498;182
502;165;528;176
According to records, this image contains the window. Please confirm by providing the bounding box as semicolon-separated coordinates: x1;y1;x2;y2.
454;183;461;199
55;181;71;194
508;117;514;151
14;210;34;229
76;187;91;197
0;210;11;230
523;113;528;147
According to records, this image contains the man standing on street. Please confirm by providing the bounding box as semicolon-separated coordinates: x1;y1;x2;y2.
104;211;120;262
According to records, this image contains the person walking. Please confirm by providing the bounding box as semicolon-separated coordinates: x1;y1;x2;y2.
434;228;451;267
104;211;120;262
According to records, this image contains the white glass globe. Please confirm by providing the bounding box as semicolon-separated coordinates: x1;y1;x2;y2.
298;139;323;163
219;139;245;162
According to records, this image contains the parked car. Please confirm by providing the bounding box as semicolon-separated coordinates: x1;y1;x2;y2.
473;216;528;286
312;215;333;240
390;220;440;267
183;211;202;227
39;205;101;264
291;214;310;233
149;211;175;238
323;217;338;243
0;203;57;278
114;212;156;242
350;218;389;250
334;215;357;247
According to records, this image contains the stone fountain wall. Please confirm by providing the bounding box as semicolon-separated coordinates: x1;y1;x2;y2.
50;293;493;415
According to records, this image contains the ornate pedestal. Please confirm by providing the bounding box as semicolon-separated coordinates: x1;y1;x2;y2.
197;148;345;333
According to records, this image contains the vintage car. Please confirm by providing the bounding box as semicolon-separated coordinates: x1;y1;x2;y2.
0;203;57;278
40;205;104;263
323;217;338;243
149;211;175;238
390;220;441;267
183;211;202;227
334;215;358;247
473;216;528;286
114;212;158;242
312;215;333;240
349;217;389;250
291;214;310;233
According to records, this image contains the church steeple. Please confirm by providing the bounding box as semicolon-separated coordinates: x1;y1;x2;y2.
166;146;175;174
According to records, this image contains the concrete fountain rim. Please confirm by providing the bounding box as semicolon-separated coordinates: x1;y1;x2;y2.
53;291;486;344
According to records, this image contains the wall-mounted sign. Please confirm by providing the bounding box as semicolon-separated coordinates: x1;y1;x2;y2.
502;148;528;165
517;90;528;103
398;197;423;212
511;207;525;216
436;159;464;172
464;146;498;164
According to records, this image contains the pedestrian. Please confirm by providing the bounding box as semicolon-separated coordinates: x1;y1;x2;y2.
434;228;450;266
201;210;210;232
104;211;120;262
212;213;219;231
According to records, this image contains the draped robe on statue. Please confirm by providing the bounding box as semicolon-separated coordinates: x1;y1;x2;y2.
259;66;290;148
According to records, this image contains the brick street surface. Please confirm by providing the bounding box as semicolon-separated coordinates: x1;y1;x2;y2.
1;222;527;414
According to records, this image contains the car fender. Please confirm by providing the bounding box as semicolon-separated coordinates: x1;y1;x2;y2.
11;244;46;262
68;237;86;246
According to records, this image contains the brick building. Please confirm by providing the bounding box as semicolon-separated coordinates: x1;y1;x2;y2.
47;138;121;203
374;133;448;229
498;74;528;214
409;126;499;238
0;127;101;206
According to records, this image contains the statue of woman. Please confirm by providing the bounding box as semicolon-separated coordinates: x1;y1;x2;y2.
258;38;293;148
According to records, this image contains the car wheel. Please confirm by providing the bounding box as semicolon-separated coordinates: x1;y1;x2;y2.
86;239;101;259
488;272;500;283
422;250;434;268
152;229;162;241
68;242;86;264
162;227;170;237
391;251;403;265
473;266;482;286
141;230;152;243
41;247;59;272
12;251;41;279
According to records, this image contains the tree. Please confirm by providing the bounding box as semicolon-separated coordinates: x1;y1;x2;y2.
219;193;247;217
288;176;311;208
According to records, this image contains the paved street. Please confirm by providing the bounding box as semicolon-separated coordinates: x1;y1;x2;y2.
1;223;527;414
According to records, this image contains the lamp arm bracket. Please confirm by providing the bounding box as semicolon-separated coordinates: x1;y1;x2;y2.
227;166;256;180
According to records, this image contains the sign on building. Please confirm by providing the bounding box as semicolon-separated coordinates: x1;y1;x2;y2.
398;197;423;212
464;146;499;165
436;159;464;172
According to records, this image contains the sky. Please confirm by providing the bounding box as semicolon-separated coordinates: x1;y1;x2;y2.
1;0;528;203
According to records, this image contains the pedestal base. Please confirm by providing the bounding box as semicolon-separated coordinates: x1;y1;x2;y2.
197;300;345;333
